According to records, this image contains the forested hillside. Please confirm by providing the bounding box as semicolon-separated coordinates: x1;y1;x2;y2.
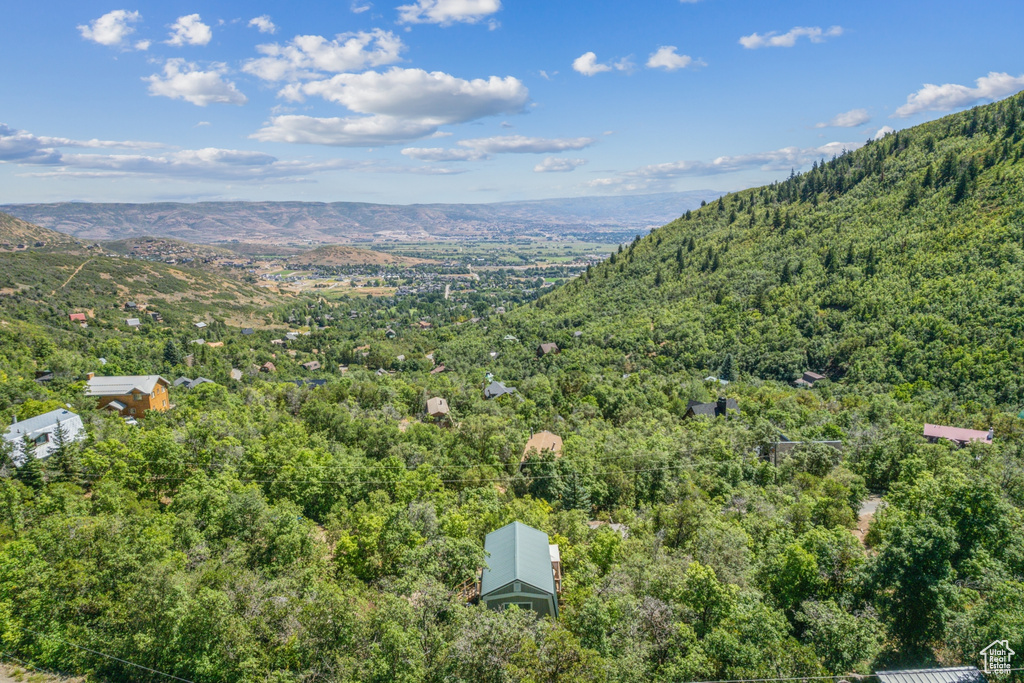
0;98;1022;683
501;93;1024;405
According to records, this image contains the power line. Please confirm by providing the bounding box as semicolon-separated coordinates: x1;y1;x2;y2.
17;626;197;683
1;651;72;680
75;461;697;487
72;440;701;472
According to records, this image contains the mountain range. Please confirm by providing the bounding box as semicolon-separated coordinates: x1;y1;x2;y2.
0;191;717;245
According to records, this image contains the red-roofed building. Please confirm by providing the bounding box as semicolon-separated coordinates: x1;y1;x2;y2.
923;423;993;447
69;313;87;322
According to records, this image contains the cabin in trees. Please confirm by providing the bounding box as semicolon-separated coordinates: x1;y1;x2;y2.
478;522;561;618
426;397;449;419
923;423;993;447
522;431;563;460
69;313;86;323
685;397;738;419
302;361;321;371
173;377;215;390
536;343;559;357
484;381;517;400
3;408;85;464
794;371;826;388
85;374;170;418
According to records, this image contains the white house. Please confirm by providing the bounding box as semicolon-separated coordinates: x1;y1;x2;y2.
3;408;85;465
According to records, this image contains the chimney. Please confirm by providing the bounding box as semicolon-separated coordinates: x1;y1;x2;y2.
987;427;994;441
716;397;728;416
86;372;95;380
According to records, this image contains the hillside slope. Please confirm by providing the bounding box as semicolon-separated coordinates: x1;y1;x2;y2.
0;211;80;251
0;251;288;327
494;93;1024;404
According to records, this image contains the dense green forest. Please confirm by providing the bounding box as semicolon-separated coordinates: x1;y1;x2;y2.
0;95;1023;683
482;92;1024;406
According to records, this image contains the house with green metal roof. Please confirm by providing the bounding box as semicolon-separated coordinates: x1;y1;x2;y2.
480;522;561;618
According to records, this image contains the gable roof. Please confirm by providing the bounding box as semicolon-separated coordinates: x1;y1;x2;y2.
876;668;986;683
86;375;168;396
924;423;992;444
686;398;738;417
537;342;559;355
426;397;449;415
484;381;516;399
4;409;81;442
523;431;563;458
481;522;556;597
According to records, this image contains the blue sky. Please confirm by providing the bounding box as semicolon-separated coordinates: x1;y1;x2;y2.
2;0;1023;204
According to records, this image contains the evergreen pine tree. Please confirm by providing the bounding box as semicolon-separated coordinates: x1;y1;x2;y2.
15;437;44;490
718;354;736;382
953;172;969;203
163;339;184;366
561;471;591;512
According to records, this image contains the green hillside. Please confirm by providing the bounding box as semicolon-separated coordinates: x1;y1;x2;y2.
0;211;80;251
495;93;1024;404
0;250;287;328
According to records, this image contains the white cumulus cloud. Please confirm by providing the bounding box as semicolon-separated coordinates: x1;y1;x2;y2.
166;14;212;46
243;30;405;82
1;122;458;181
646;46;697;71
589;140;862;192
397;0;501;25
401;147;487;161
873;126;896;140
535;157;586;173
0;122;163;165
462;135;594;154
739;25;843;49
572;52;632;76
893;71;1024;117
815;108;870;128
145;59;247;106
248;15;277;34
251;114;440;147
402;135;595;161
78;10;142;48
281;67;526;120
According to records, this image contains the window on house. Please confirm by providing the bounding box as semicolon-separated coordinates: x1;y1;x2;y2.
162;400;167;407
506;602;533;611
129;408;136;415
150;392;155;398
134;393;142;401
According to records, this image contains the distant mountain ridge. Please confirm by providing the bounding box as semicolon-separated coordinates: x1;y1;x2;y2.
0;192;717;245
